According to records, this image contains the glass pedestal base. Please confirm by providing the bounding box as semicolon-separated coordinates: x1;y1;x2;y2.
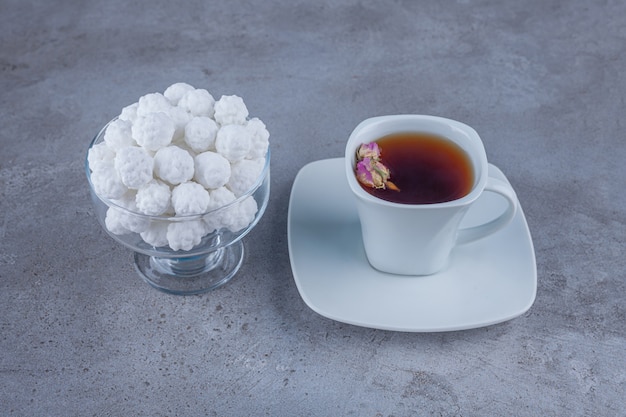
134;241;245;295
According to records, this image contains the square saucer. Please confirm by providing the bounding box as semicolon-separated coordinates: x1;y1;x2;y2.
287;158;536;332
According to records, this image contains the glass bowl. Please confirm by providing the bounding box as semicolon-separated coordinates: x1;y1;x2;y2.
85;120;270;295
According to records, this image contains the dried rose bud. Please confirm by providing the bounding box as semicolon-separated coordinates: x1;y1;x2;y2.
356;142;381;160
356;158;376;188
356;157;391;189
370;159;391;188
354;142;400;191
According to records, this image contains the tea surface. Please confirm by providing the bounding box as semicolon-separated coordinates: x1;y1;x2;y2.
360;132;474;204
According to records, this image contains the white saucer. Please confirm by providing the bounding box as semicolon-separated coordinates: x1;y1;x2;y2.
288;158;536;332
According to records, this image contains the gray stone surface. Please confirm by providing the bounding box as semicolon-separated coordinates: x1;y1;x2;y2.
1;1;624;416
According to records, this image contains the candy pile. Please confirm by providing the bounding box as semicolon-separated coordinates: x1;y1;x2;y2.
87;83;269;251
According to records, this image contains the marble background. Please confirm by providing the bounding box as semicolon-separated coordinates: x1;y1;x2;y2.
1;1;624;415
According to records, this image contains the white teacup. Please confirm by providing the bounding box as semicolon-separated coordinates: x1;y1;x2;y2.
345;115;519;275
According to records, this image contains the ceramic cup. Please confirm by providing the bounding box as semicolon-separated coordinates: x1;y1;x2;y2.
345;115;519;275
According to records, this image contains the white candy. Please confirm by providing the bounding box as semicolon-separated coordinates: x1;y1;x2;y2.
165;105;193;142
171;182;211;216
245;118;270;159
132;112;175;152
105;207;131;235
140;221;169;247
164;82;195;105
103;119;134;150
135;180;171;216
87;142;115;172
194;151;231;190
178;89;215;117
208;186;237;209
153;146;195;185
119;102;138;123
227;196;258;232
214;95;249;125
136;92;172;117
110;190;137;210
105;205;149;235
91;162;128;200
184;116;219;153
203;187;237;232
215;124;252;163
167;220;208;251
114;146;154;189
227;158;265;196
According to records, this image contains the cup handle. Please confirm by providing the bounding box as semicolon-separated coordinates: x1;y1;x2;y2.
456;175;518;245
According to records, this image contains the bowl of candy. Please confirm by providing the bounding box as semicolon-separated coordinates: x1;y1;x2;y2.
85;83;270;295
